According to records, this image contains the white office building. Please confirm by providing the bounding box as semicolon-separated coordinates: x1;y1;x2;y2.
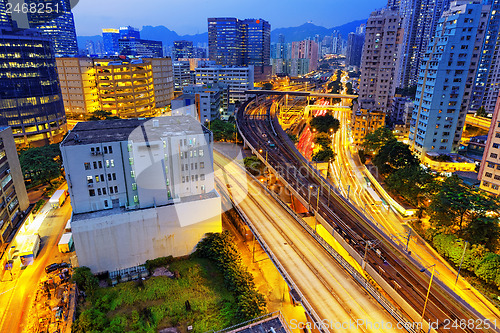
61;117;221;273
195;65;254;103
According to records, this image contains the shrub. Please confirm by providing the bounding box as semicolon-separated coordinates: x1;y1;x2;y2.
144;255;173;273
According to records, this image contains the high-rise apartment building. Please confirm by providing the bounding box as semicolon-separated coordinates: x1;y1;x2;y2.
173;61;193;91
346;33;365;68
0;27;66;147
470;0;500;114
396;0;451;88
173;40;194;60
359;9;403;111
208;17;271;80
478;94;500;194
102;28;120;55
56;58;173;117
409;1;489;157
27;0;78;56
61;117;221;273
291;39;319;72
195;65;254;103
119;38;163;58
0;127;29;249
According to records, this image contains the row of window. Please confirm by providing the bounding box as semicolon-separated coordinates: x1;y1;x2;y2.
182;174;205;183
84;159;115;170
89;185;119;197
90;145;113;154
180;149;205;159
87;173;117;184
482;181;499;190
181;162;204;171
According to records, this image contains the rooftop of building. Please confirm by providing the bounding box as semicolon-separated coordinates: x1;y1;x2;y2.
61;116;209;147
215;312;290;333
72;191;219;223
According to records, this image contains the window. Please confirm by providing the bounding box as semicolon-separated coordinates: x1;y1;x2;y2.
106;160;110;168
95;175;100;183
112;173;116;180
84;162;91;170
486;172;493;178
491;153;498;159
110;159;114;167
98;161;103;169
200;162;205;169
129;157;134;165
195;175;198;181
494;143;500;149
104;146;108;154
182;176;185;183
131;171;135;178
181;164;184;171
191;163;194;170
493;184;499;190
134;195;139;203
109;187;114;194
166;179;170;186
195;163;197;170
93;161;97;169
100;174;104;182
494;175;500;181
108;174;112;181
495;132;500;138
97;188;102;195
109;146;113;154
89;189;95;196
104;200;109;207
114;186;118;193
102;188;107;195
488;162;495;168
132;183;137;190
200;174;205;180
87;175;93;184
483;181;490;187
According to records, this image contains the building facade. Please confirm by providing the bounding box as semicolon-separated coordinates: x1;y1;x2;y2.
291;39;319;72
0;27;66;147
27;0;78;56
56;58;174;117
173;40;194;60
478;95;500;194
409;1;489;157
351;109;386;145
119;38;163;58
173;61;193;91
61;117;221;273
359;9;403;111
102;28;120;55
0;127;29;248
195;65;254;103
346;32;365;68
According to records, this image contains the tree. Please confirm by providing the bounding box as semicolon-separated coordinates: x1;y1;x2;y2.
243;156;265;176
475;106;487;118
72;267;99;295
314;132;331;149
312;147;335;162
346;82;354;95
475;253;500;285
262;82;273;90
429;175;473;232
209;119;236;142
310;114;340;133
385;165;434;206
87;110;120;121
19;144;62;185
372;140;419;175
362;127;396;154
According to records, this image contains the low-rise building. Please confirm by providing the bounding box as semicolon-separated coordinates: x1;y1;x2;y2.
351;109;385;146
61;117;221;273
195;65;254;103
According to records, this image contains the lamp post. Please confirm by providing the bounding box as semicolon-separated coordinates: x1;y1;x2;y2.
420;264;436;325
455;241;468;288
308;185;314;212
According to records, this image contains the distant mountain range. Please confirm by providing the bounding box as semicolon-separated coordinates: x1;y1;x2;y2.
77;19;366;51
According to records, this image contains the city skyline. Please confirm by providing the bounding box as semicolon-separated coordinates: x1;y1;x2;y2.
72;0;387;36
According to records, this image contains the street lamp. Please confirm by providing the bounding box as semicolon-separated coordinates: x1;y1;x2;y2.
455;241;468;288
420;264;436;325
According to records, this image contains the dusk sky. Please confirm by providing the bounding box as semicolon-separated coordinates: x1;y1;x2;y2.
72;0;387;36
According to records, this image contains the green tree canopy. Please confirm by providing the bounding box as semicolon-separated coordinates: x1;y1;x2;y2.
312;147;335;162
310;114;340;133
208;119;236;142
314;132;331;149
262;82;273;90
475;106;487;118
362;127;396;154
372;140;419;175
385;165;435;207
19;144;62;184
88;110;120;121
243;156;265;176
72;266;99;295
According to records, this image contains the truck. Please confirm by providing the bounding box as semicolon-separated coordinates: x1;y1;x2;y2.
58;233;73;253
18;234;41;266
49;190;67;209
64;217;72;233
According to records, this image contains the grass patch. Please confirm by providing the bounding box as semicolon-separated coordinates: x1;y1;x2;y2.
72;258;239;333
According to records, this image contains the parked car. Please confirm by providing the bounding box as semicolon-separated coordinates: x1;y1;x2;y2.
45;263;59;274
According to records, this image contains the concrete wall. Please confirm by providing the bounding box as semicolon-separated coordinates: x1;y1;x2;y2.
72;194;221;273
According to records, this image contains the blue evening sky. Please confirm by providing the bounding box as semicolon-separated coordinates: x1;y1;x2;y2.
72;0;387;36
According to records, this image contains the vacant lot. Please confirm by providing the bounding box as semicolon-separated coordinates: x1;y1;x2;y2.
73;258;239;333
